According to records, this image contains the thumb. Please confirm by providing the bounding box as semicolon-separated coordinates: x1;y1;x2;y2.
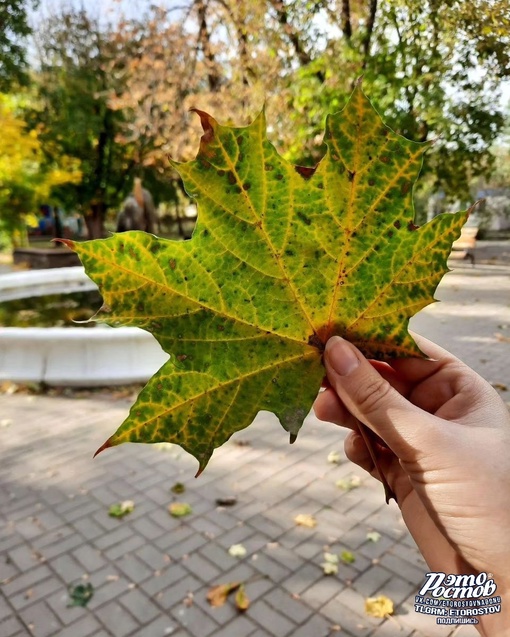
323;336;424;456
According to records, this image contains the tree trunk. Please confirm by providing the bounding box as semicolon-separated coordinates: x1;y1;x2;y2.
85;203;106;239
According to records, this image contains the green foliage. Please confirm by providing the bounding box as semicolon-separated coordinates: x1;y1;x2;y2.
0;93;81;246
30;10;135;225
68;88;467;473
0;0;37;90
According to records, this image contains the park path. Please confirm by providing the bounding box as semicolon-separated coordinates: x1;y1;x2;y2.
1;261;509;637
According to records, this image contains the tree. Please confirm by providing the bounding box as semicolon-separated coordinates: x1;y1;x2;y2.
0;0;38;90
108;0;510;201
31;9;136;238
0;92;81;246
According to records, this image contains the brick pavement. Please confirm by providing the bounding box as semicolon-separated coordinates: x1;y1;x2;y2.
1;262;509;637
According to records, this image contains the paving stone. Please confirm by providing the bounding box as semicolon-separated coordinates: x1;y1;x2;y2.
0;615;25;637
248;599;296;636
2;565;54;597
321;597;373;637
71;517;107;542
287;613;333;637
156;574;203;611
170;602;218;636
17;600;61;637
72;545;107;572
55;614;103;637
95;600;140;637
0;596;13;622
135;544;171;571
209;613;258;637
131;516;165;541
115;554;153;584
50;553;88;582
118;588;161;624
39;533;84;560
250;552;292;583
352;565;393;597
8;576;62;611
94;525;133;551
127;615;180;636
165;533;208;560
264;587;313;623
7;544;41;572
280;562;324;596
44;588;89;626
300;576;346;609
104;534;146;561
141;564;189;597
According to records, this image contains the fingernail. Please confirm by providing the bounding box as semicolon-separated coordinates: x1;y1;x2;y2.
325;336;360;376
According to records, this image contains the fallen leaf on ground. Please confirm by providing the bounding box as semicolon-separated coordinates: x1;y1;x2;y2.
340;550;356;564
168;502;192;517
171;482;186;494
228;544;247;558
68;583;94;607
321;552;340;575
336;476;361;491
366;531;382;543
108;500;134;518
183;592;194;607
215;496;238;507
207;582;241;607
294;513;317;528
365;595;394;618
235;584;250;611
494;332;510;343
327;450;342;464
492;383;508;392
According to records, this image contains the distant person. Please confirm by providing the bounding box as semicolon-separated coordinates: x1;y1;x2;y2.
38;204;53;235
116;178;158;234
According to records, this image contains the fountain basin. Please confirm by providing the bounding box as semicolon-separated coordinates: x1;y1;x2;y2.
0;267;168;386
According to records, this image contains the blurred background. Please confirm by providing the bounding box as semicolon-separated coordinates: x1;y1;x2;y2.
1;0;510;250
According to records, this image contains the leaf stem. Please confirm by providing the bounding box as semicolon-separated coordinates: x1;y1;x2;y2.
355;420;396;504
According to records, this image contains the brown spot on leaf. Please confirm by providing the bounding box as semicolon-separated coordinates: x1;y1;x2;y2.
393;220;401;229
308;333;325;352
295;165;316;179
380;155;390;164
347;170;356;182
169;259;176;270
408;221;418;231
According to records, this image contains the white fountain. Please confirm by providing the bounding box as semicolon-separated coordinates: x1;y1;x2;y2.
0;267;168;386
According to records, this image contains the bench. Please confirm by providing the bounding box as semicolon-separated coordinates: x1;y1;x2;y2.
450;226;478;265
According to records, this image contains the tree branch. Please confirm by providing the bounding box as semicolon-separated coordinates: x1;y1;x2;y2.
269;0;325;83
361;0;377;69
341;0;352;41
195;0;221;92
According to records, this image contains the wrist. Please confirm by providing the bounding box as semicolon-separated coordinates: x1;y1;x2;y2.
477;583;510;637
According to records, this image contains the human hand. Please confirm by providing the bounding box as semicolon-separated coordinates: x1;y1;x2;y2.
314;334;510;636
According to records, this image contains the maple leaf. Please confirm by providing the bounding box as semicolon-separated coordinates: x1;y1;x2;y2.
62;84;468;473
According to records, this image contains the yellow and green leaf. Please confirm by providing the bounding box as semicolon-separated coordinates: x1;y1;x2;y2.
65;85;468;473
